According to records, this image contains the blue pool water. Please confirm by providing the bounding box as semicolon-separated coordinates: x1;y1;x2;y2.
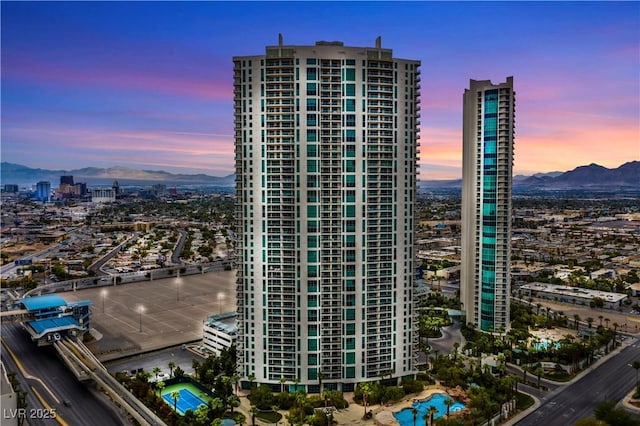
394;393;465;425
533;338;560;351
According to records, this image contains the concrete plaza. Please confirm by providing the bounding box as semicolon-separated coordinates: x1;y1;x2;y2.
59;270;237;361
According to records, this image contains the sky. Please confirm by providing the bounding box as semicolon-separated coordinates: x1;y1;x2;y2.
1;1;639;180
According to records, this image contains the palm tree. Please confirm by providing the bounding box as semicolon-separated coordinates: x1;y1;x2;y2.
573;314;581;330
452;342;460;361
250;405;258;426
411;407;418;426
598;315;603;327
427;405;438;426
444;398;453;419
248;373;256;390
232;373;241;395
318;370;325;395
293;377;300;392
171;390;180;412
192;359;201;380
152;366;161;381
156;380;165;396
534;364;544;388
586;317;594;329
279;376;287;393
228;394;240;414
168;361;176;378
360;382;372;417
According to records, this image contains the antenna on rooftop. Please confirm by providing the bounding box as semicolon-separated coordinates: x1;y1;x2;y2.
278;33;283;47
375;36;381;48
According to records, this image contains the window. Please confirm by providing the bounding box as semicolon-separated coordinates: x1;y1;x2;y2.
307;98;317;111
344;68;355;81
345;129;356;142
307;130;317;142
344;83;356;96
307;114;317;126
345;114;356;126
344;99;355;112
307;68;317;81
307;82;317;95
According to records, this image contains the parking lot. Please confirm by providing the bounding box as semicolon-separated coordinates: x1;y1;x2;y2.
59;269;237;361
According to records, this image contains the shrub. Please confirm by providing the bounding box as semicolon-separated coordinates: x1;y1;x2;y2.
381;386;405;403
401;379;424;395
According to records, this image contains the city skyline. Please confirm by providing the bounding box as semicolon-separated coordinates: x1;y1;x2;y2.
2;1;639;180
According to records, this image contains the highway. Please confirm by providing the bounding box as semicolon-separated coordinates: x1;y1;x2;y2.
515;337;640;426
1;323;126;426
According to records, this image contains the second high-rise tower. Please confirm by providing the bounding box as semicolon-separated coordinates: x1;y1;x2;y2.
461;77;515;333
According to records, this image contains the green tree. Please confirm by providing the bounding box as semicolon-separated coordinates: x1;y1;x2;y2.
171;390;180;412
168;360;176;377
152;366;161;381
156;380;165;396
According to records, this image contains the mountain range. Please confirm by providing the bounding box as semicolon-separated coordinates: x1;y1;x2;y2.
1;161;638;190
0;163;235;187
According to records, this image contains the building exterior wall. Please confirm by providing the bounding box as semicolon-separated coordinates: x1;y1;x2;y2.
35;181;51;202
202;312;237;356
461;77;515;332
91;187;116;203
234;39;420;390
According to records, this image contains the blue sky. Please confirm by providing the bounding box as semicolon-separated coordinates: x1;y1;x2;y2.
2;1;638;179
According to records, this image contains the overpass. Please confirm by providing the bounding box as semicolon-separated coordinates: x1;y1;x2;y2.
54;336;167;426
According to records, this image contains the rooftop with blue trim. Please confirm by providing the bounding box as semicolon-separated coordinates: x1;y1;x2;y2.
20;295;68;311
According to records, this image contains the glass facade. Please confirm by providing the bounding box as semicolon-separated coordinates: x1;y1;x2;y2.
462;78;514;333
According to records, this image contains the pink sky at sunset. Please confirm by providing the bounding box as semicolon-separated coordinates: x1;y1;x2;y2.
2;2;638;180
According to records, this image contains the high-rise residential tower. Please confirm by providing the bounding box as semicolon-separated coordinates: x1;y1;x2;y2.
461;77;515;333
234;37;420;391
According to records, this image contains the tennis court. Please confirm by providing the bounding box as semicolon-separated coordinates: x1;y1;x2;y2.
162;382;212;415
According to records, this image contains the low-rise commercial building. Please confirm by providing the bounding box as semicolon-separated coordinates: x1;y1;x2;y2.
519;282;626;309
202;311;237;356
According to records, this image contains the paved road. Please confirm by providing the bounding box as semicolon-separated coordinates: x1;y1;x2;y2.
1;323;126;426
515;337;640;426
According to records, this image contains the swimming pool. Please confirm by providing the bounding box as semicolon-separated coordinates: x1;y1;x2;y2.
394;393;465;426
532;338;560;351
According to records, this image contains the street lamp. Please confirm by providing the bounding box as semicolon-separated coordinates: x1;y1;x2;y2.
101;289;108;314
138;305;145;332
217;292;224;314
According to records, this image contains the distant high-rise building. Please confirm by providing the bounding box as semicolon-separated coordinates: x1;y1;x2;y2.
461;77;515;332
35;181;51;202
91;187;116;203
60;175;74;186
234;38;420;391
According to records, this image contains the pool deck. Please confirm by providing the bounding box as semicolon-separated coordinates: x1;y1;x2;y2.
233;385;466;426
357;385;459;426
